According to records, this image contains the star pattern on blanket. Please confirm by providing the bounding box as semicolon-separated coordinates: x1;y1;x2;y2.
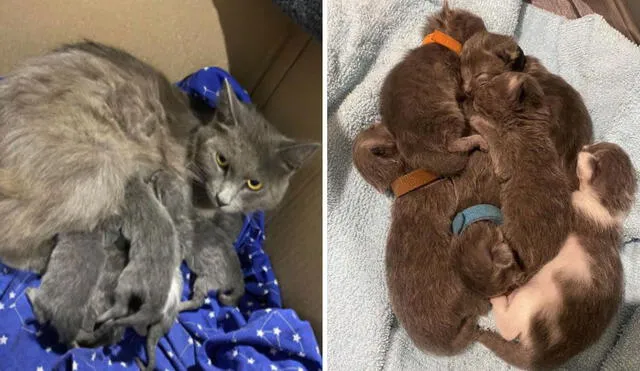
0;213;321;371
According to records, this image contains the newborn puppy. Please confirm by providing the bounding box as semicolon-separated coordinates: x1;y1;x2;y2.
380;3;486;175
353;123;490;355
460;31;593;188
468;72;572;289
479;142;635;369
179;212;244;311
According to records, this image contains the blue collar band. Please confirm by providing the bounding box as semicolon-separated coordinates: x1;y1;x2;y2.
452;204;503;236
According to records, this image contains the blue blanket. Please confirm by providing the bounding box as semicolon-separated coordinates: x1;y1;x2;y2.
0;68;322;371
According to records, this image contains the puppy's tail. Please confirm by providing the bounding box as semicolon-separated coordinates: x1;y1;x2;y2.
478;329;534;369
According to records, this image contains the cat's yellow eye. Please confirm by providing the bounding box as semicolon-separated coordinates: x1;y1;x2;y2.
215;152;229;168
246;179;263;191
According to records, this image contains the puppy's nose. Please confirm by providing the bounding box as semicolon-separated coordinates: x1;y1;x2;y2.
215;194;228;207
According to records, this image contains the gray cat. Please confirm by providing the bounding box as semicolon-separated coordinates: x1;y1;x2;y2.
0;39;316;314
26;225;121;345
0;41;197;274
180;79;320;311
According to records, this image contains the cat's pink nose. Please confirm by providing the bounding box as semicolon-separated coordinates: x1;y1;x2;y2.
463;83;472;96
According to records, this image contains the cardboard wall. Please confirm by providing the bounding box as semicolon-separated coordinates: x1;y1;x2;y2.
0;0;322;342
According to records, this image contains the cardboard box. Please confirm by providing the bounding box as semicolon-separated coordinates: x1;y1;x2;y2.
0;0;322;344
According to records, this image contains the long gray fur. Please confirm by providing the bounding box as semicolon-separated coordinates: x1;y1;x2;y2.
4;40;319;366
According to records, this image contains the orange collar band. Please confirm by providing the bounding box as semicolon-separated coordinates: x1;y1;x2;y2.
422;30;462;55
391;169;441;197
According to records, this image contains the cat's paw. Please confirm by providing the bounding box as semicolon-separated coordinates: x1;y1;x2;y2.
218;284;245;307
469;115;496;138
448;134;488;153
26;287;48;324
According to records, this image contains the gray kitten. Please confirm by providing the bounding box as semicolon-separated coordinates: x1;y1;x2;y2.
74;233;128;347
94;174;182;333
131;169;189;371
179;212;243;311
26;226;121;345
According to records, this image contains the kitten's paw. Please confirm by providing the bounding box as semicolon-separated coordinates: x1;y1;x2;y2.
469;116;495;137
447;135;488;153
491;243;516;268
178;299;202;312
218;285;245;307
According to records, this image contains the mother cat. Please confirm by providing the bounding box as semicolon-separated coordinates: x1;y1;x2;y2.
0;41;318;273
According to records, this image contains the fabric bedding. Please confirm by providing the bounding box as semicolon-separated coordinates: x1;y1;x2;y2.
327;0;640;369
0;68;322;371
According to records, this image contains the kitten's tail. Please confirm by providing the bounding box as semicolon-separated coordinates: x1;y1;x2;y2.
135;323;163;371
478;329;534;369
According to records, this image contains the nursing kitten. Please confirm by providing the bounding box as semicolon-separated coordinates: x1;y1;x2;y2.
467;72;572;293
94;175;182;334
353;123;491;355
380;4;486;175
460;31;593;188
26;227;119;345
131;169;188;371
74;234;128;347
479;142;635;369
179;212;243;311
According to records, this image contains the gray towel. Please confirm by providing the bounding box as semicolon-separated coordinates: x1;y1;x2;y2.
327;0;640;369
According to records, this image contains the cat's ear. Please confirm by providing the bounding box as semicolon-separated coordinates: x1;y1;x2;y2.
278;141;320;172
506;73;543;109
214;79;242;126
496;41;526;72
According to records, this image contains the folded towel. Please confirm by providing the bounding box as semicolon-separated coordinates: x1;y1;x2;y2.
327;0;640;369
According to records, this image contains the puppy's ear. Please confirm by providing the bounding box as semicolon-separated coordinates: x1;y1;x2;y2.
506;73;544;109
496;41;526;72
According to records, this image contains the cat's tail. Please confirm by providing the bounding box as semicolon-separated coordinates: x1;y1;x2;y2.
135;323;163;371
478;329;534;369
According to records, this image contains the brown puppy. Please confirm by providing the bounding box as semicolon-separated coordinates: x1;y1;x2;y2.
380;4;486;175
478;142;635;370
353;123;504;355
460;31;593;188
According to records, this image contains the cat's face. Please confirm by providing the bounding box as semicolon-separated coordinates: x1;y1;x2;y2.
460;31;526;96
191;81;319;214
578;142;637;216
471;72;547;124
